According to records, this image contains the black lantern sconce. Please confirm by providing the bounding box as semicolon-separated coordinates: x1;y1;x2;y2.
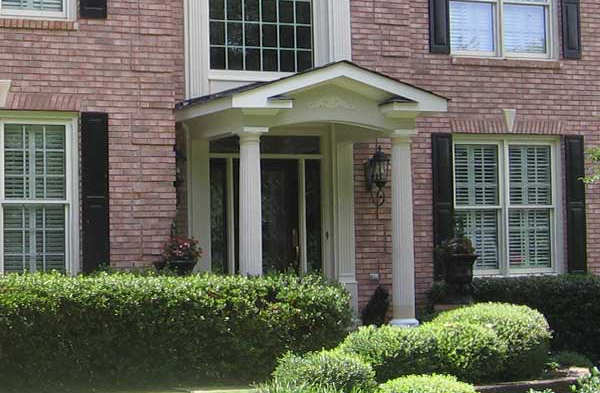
364;145;391;210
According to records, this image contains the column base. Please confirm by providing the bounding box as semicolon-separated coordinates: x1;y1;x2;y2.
389;318;420;328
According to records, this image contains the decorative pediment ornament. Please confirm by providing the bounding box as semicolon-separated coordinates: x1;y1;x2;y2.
306;95;355;110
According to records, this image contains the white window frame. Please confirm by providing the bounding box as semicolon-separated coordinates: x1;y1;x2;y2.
185;0;351;98
0;111;79;275
449;0;558;60
0;0;75;20
453;135;564;276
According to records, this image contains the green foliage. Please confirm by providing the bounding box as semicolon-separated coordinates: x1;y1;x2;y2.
379;374;476;393
549;351;594;369
256;382;374;393
572;367;600;393
0;272;352;392
271;350;377;393
338;322;506;383
582;147;600;183
360;285;390;327
428;275;600;360
433;302;551;380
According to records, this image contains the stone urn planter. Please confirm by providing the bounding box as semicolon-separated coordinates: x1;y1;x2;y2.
439;234;478;304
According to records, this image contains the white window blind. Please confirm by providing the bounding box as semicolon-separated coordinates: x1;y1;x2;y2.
2;0;63;12
449;0;551;58
3;124;67;273
454;144;500;270
454;141;556;275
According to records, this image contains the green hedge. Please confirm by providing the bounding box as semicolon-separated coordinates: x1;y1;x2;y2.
432;302;551;380
379;374;476;393
0;272;352;391
428;275;599;359
271;350;377;393
338;322;506;383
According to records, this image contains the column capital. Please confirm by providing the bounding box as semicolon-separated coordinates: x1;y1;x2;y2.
236;126;269;143
391;129;418;144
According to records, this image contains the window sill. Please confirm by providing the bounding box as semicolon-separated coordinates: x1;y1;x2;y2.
0;17;77;31
208;69;294;83
451;56;561;70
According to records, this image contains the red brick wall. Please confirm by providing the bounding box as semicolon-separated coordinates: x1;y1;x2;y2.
351;0;600;313
0;0;184;268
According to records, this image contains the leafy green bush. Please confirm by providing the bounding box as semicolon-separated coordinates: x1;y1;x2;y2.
338;322;506;383
379;374;476;393
271;350;377;393
428;275;600;360
0;272;352;392
433;302;551;380
526;367;600;393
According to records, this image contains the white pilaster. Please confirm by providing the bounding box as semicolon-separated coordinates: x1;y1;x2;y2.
237;127;268;276
328;0;352;61
390;130;419;327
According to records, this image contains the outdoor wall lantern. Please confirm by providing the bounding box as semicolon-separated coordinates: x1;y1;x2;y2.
364;145;391;209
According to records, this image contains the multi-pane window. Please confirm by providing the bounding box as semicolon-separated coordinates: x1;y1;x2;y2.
209;0;314;72
0;0;66;17
449;0;552;58
2;124;68;273
454;140;557;274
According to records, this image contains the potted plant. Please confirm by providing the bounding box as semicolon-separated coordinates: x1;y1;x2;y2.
155;236;202;276
437;219;478;304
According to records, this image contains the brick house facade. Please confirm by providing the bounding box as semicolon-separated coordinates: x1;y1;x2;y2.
0;0;595;320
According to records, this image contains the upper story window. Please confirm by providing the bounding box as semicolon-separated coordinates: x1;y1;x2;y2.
209;0;314;72
0;0;67;18
449;0;552;58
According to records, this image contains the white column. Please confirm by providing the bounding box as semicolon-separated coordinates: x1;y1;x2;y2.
390;130;419;327
237;127;268;276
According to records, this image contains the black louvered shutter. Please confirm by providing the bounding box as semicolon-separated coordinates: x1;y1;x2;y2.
80;0;107;19
432;133;454;279
82;113;110;273
429;0;451;54
562;0;582;59
565;136;587;273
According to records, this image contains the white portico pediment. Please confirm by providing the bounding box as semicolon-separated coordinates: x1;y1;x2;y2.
176;61;448;139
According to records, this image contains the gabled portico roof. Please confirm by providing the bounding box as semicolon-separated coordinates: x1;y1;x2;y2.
176;60;449;139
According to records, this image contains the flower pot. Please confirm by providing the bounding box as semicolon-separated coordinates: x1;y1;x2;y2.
443;253;478;304
153;260;197;276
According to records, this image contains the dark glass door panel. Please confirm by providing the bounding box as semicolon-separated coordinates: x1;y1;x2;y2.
210;159;228;273
306;159;322;272
261;159;299;273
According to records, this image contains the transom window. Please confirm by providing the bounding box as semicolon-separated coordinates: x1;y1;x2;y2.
209;0;314;72
1;122;75;274
453;139;558;275
0;0;66;18
449;0;552;58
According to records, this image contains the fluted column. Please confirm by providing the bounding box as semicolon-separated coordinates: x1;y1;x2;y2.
390;130;419;327
237;127;268;276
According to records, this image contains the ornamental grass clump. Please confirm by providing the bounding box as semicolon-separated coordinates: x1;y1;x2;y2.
433;302;551;380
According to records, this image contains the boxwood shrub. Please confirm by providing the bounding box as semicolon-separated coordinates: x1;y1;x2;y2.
338;322;506;383
428;275;600;360
0;272;352;391
433;302;551;380
379;374;476;393
271;350;377;393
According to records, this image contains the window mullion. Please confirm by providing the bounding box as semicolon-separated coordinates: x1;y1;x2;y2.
497;0;504;57
501;140;510;275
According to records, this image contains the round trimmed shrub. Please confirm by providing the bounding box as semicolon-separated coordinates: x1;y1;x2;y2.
338;322;506;383
271;350;377;393
433;302;551;380
380;374;477;393
338;325;438;382
421;322;507;382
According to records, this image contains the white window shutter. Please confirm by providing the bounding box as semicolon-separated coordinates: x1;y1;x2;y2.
509;145;551;205
2;0;63;11
509;209;551;268
455;144;499;206
457;210;499;269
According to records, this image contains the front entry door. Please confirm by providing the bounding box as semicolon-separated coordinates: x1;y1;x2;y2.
261;159;299;273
